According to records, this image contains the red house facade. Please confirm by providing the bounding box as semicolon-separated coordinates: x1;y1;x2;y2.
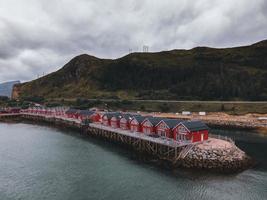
91;113;101;122
110;114;122;128
155;119;183;138
65;109;79;119
78;110;101;122
5;107;21;113
119;114;133;130
173;121;209;143
102;112;122;128
129;116;146;132
102;113;115;126
141;117;163;134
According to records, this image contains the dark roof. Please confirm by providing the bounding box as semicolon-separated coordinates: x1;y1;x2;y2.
65;108;79;114
9;107;21;110
181;120;209;131
121;113;132;120
111;112;123;119
79;110;95;116
161;119;184;129
132;115;146;123
103;112;121;120
145;117;164;126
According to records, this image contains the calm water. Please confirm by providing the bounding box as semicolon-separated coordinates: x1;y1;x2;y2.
0;123;266;200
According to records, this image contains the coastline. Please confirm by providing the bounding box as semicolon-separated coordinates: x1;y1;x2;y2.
0;114;253;173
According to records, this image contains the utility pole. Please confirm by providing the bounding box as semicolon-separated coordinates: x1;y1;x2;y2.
143;45;149;52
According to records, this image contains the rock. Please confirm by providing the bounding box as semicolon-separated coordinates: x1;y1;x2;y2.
180;139;252;173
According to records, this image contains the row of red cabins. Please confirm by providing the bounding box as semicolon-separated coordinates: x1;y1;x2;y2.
23;108;209;143
101;112;209;143
65;108;101;122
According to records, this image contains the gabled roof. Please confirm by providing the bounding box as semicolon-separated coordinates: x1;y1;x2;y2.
79;110;95;116
131;115;146;123
111;112;123;120
181;120;209;131
143;117;164;126
65;108;79;114
9;107;21;110
102;112;121;120
120;113;132;121
159;119;184;129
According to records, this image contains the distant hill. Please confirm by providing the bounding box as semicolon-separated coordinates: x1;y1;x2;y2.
0;81;20;98
13;40;267;101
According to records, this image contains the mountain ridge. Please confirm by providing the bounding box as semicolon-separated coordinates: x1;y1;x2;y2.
13;40;267;100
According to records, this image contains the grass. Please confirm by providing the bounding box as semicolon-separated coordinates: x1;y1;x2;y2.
48;98;267;114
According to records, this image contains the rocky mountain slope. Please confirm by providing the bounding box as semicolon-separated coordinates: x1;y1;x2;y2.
13;40;267;100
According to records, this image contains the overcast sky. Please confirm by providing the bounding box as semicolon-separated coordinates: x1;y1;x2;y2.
0;0;266;83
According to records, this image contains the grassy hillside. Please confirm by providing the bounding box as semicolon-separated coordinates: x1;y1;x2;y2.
14;40;267;100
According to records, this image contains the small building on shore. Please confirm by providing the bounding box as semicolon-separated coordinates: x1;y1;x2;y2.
102;113;117;126
65;109;79;119
78;110;101;122
173;120;209;143
155;119;183;138
119;114;134;130
101;112;122;128
6;107;21;113
141;117;163;134
110;113;123;128
129;115;146;132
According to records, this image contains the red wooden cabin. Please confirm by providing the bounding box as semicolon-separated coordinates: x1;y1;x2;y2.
65;109;79;119
7;107;21;113
91;112;101;122
129;116;146;132
102;114;110;126
78;110;101;122
155;119;183;138
110;113;122;128
141;117;163;134
119;114;133;130
173;121;209;143
102;112;120;126
78;110;92;121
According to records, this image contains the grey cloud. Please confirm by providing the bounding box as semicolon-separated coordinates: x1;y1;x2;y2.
0;0;266;82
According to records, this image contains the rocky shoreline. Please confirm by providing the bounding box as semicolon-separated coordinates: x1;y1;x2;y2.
178;138;253;172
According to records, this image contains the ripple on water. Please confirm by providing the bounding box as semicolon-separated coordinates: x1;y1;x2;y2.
0;123;267;200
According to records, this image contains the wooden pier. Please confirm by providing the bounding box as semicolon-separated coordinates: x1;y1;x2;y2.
0;113;192;164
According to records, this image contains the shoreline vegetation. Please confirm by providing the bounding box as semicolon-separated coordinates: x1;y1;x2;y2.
0;114;253;173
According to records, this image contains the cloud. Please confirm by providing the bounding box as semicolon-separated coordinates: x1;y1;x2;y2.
0;0;266;82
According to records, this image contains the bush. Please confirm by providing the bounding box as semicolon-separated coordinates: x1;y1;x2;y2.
158;103;170;112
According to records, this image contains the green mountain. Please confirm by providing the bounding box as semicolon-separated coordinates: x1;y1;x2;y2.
13;40;267;101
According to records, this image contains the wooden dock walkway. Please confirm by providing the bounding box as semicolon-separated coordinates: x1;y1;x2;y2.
0;112;194;163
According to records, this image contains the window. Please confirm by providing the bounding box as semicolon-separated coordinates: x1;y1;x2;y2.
158;130;166;137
